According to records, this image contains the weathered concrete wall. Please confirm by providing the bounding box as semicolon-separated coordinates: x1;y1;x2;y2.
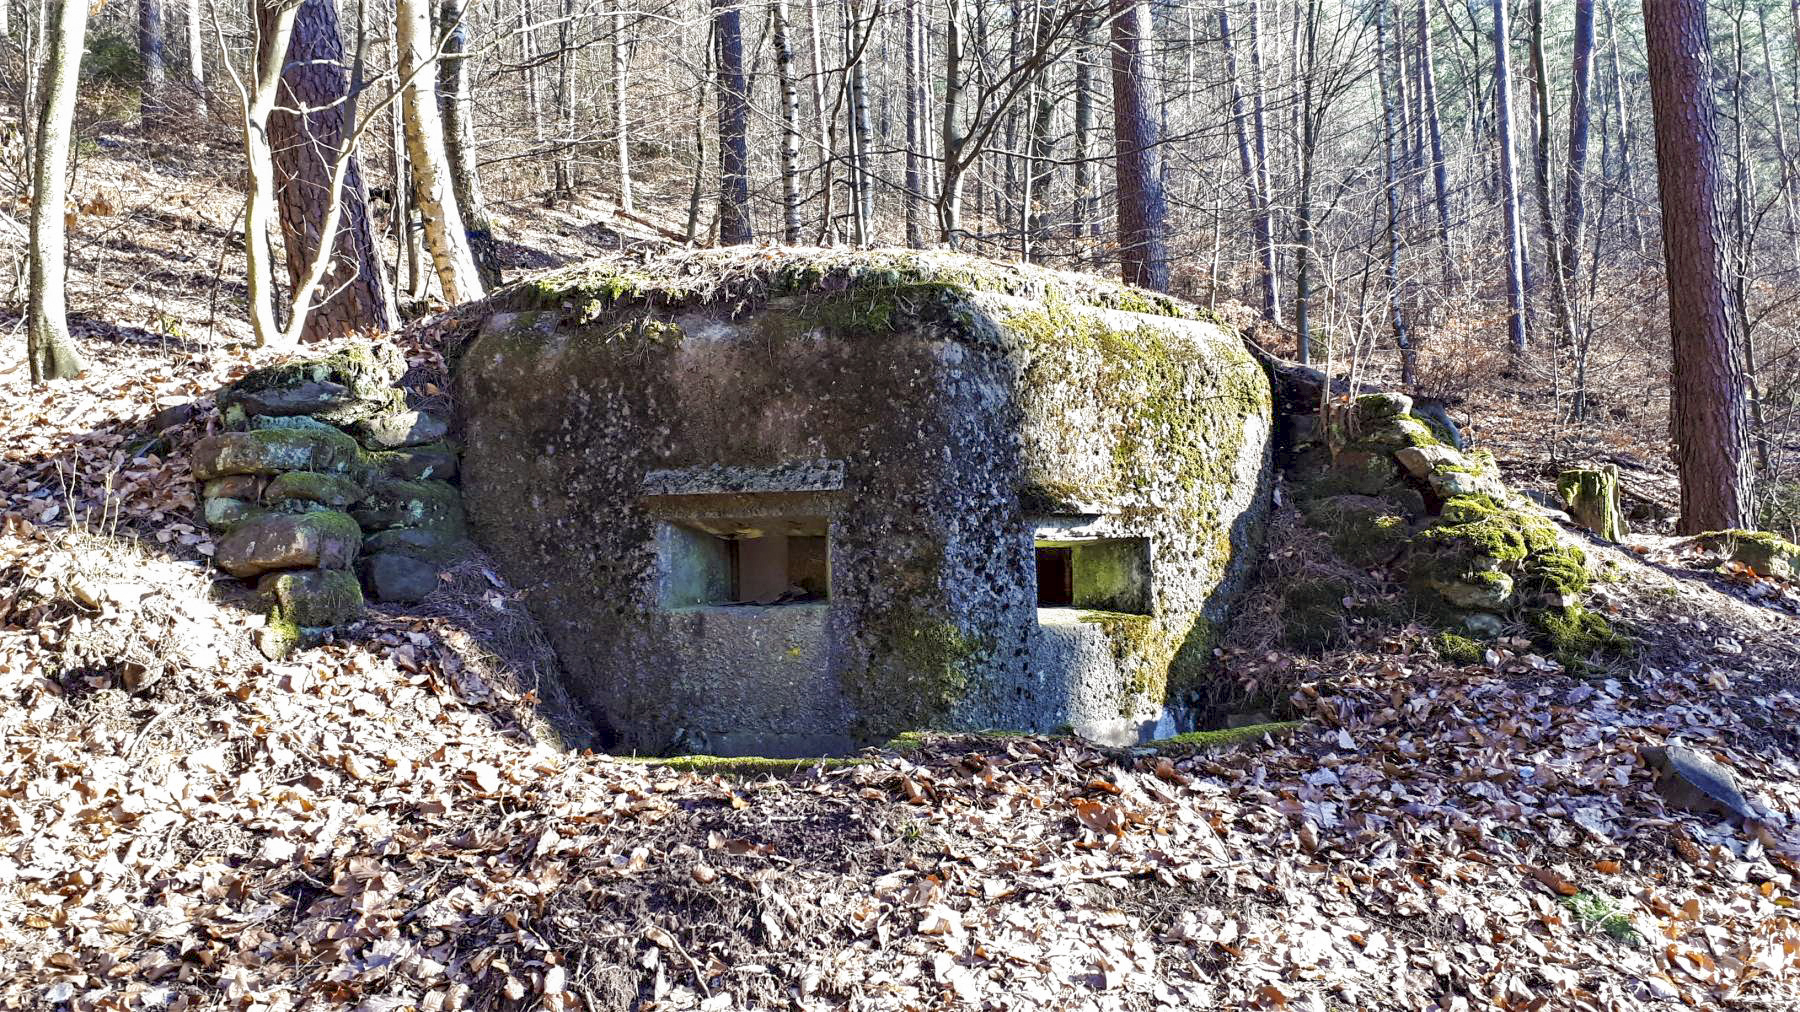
447;248;1271;755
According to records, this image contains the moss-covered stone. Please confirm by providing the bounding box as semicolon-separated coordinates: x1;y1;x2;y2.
202;496;262;530
362;525;467;562
1529;605;1629;671
257;568;365;627
221;341;406;426
1697;529;1800;580
1146;720;1304;751
350;477;466;534
263;470;366;508
1281;575;1353;651
1557;466;1628;543
191;426;366;480
214;510;363;578
1408;494;1588;613
1302;495;1412;567
368;442;459;481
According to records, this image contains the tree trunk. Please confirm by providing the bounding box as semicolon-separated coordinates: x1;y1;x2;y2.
241;0;300;347
1071;12;1096;255
396;0;484;302
1492;0;1528;353
1220;6;1278;320
264;0;395;340
1419;0;1453;281
1604;0;1643;254
901;0;923;247
847;0;874;245
554;0;574;195
713;0;752;245
1641;0;1755;531
1377;0;1413;384
187;0;205;116
1108;0;1168;291
808;0;836;244
613;7;634;213
138;0;166;126
938;0;967;245
439;0;499;289
1562;0;1594;291
1024;0;1057;262
774;0;803;242
26;0;88;381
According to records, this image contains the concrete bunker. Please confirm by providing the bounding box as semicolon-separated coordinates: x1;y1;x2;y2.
450;248;1274;757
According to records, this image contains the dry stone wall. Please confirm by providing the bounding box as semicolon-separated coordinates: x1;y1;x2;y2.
189;344;467;657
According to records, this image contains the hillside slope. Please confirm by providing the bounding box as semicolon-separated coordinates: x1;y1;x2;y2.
4;143;1800;1010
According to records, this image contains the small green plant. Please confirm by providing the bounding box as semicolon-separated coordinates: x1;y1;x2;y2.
1561;891;1643;946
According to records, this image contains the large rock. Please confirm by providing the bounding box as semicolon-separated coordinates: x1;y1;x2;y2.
191;426;365;479
219;343;405;426
363;552;442;603
1698;529;1800;580
214;511;362;578
355;410;449;449
263;470;366;508
257;568;365;626
450;248;1274;755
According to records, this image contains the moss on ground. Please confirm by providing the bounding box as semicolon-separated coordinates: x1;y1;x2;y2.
1146;721;1305;751
1529;605;1630;671
609;754;862;776
1434;631;1486;664
1281;576;1352;651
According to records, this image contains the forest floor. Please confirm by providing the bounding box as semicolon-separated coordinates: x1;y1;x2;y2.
4;135;1800;1011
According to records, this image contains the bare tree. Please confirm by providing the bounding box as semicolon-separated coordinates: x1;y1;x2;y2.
26;0;90;382
1642;0;1755;530
439;0;498;288
139;0;167;126
1491;0;1528;353
1109;0;1167;291
714;0;752;245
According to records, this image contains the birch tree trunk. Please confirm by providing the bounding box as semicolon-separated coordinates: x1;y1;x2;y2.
26;0;88;381
1109;0;1168;291
240;0;300;347
713;0;752;245
187;0;205;116
613;7;634;212
439;0;499;288
1492;0;1529;353
396;0;484;302
1642;0;1755;531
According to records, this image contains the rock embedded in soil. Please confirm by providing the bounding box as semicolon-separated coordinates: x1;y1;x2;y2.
350;477;466;534
214;511;363;578
1698;529;1800;580
363;552;442;603
369;442;459;481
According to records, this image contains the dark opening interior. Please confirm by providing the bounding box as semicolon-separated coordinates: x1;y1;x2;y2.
1035;546;1074;607
731;534;830;604
662;521;831;607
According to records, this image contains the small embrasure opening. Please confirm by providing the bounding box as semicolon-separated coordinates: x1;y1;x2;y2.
662;518;830;607
1034;537;1151;614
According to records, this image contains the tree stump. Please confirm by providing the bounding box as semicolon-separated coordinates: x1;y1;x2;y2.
1557;465;1628;543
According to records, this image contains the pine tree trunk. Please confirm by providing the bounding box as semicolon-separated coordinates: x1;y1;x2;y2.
26;0;88;382
1492;0;1529;353
263;0;396;340
1109;0;1168;291
938;0;968;245
396;0;484;302
1562;0;1594;292
1641;0;1755;531
713;0;752;245
847;0;874;245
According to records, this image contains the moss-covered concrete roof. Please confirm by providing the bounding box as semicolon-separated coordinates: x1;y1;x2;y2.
506;246;1205;323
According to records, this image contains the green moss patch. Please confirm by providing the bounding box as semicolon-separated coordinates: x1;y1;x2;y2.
1434;631;1486;664
1146;721;1305;751
1697;529;1800;580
